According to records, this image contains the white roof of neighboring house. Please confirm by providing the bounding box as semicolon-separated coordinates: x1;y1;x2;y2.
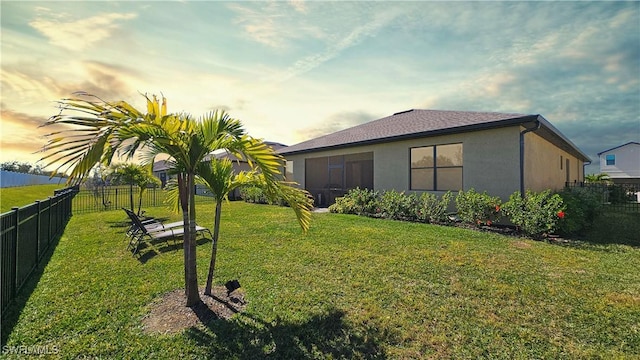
597;141;640;155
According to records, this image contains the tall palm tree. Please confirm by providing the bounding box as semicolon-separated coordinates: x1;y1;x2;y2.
41;92;205;305
40;92;312;307
168;111;313;296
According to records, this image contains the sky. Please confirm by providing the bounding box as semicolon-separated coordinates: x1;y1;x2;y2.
1;1;639;174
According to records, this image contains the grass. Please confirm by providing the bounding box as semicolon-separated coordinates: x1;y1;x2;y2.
2;202;639;359
0;184;66;213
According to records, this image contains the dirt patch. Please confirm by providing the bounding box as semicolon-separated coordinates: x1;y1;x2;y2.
511;240;532;249
141;286;246;335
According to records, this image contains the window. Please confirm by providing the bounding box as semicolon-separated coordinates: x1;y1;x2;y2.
285;161;294;182
410;143;463;191
606;154;615;166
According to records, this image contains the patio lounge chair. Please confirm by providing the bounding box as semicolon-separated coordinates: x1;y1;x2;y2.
122;208;184;237
125;209;213;255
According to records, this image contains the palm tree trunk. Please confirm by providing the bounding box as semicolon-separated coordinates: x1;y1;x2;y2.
204;199;222;296
129;183;135;213
137;188;143;216
178;173;189;297
185;172;201;307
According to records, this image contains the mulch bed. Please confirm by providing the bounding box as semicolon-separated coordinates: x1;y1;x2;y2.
141;286;246;335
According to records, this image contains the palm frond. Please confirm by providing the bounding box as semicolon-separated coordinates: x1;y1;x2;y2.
163;178;182;213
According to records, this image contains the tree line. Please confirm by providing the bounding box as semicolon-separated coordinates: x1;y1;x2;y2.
0;161;65;177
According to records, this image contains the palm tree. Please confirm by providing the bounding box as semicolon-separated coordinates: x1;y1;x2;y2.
585;173;611;184
130;165;161;216
40;92;312;307
167;111;313;296
108;163;159;215
194;158;255;296
41;92;204;305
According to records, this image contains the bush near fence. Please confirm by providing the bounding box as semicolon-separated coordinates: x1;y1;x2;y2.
565;182;640;212
1;187;77;315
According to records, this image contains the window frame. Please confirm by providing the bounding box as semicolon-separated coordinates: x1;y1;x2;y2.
410;143;463;191
605;154;615;166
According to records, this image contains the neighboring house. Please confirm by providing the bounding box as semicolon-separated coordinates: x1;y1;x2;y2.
597;142;640;184
203;141;288;199
153;141;289;195
152;160;174;188
279;109;590;207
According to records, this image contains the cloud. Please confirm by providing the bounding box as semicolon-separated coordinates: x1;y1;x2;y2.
269;9;403;83
1;60;140;109
288;0;307;13
0;106;61;162
1;105;49;128
294;110;377;142
29;9;137;51
228;2;294;48
57;61;138;99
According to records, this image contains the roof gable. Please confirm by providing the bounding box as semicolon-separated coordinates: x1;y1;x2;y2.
597;142;640;155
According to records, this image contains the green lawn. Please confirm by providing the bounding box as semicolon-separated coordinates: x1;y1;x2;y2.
0;184;67;213
2;202;639;358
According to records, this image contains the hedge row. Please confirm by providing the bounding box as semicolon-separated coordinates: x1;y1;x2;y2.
328;187;604;239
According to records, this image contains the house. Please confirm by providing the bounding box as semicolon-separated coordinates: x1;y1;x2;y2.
203;141;288;199
279;109;590;207
152;141;288;195
597;142;640;184
152;159;174;188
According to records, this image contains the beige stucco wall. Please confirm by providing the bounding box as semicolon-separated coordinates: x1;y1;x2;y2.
524;130;584;193
285;125;524;201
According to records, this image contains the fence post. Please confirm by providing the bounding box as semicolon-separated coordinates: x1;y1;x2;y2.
12;207;19;294
48;197;52;242
35;200;41;265
115;188;118;210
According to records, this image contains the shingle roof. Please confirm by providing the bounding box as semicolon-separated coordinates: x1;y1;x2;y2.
205;141;289;162
279;109;589;162
152;160;172;172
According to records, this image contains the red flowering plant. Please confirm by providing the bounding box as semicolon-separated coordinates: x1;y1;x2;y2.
502;190;565;239
455;188;502;227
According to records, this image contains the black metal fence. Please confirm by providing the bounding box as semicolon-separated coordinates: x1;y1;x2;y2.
71;185;165;214
565;182;640;212
71;185;215;214
1;187;77;315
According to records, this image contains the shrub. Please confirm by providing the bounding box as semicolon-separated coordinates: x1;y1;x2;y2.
239;186;287;206
416;191;453;224
609;184;634;204
328;195;357;214
240;186;268;204
455;188;502;226
328;187;379;216
502;190;564;239
379;190;418;221
349;187;380;215
555;186;604;237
